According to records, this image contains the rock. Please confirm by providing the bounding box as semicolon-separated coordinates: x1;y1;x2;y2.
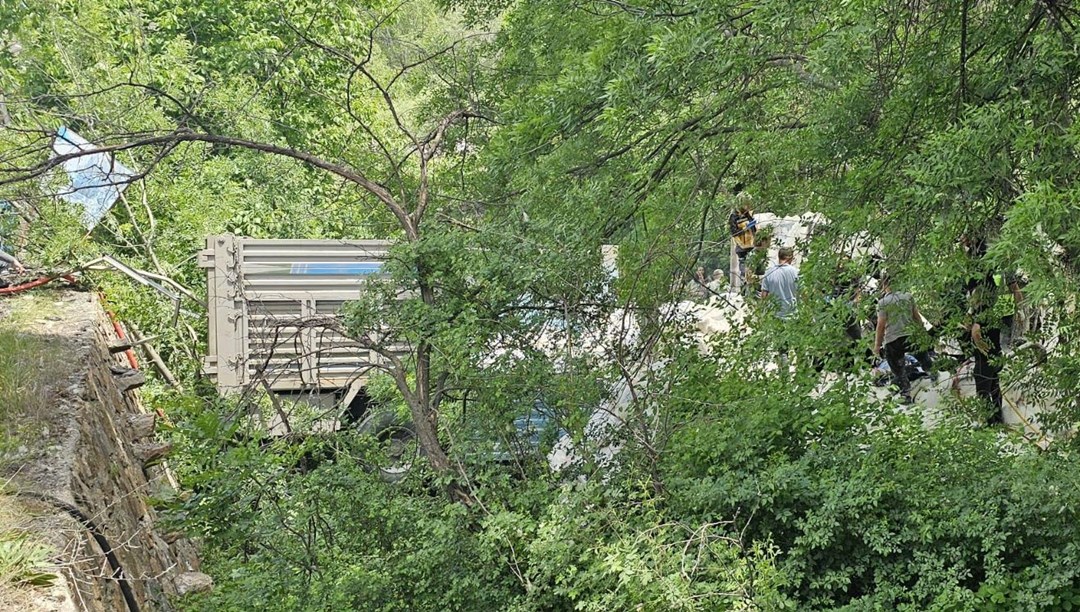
127;414;156;439
120;373;146;392
174;572;213;596
133;441;172;463
110;366;145;392
109;342;135;354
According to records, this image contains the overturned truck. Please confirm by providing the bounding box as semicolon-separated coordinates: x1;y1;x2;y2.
200;227;1058;472
199;234;430;478
200;234;403;403
198;234;568;477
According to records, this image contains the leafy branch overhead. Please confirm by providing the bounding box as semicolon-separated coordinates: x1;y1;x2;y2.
4;0;1080;610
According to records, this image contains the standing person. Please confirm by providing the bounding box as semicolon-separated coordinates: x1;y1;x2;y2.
0;250;23;275
760;247;799;373
0;212;24;288
828;258;868;369
0;204;24;284
967;273;1011;424
0;250;24;289
729;196;756;292
834;259;864;345
745;232;772;296
873;276;933;404
957;234;1022;423
760;247;798;320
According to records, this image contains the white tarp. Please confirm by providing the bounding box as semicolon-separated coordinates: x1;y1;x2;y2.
52;126;134;229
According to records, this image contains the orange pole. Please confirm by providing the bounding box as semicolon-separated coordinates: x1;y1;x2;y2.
98;292;139;369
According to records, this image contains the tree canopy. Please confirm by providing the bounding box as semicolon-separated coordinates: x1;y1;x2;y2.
4;0;1080;609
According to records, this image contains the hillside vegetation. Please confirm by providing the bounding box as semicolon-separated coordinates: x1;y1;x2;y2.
4;0;1080;609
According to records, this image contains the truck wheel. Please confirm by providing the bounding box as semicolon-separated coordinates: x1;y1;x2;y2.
356;410;419;483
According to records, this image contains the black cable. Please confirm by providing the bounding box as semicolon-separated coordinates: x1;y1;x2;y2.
9;490;141;612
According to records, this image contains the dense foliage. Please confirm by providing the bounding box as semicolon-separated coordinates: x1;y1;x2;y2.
4;0;1080;609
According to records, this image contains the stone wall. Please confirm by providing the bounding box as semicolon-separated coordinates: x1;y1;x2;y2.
6;291;203;611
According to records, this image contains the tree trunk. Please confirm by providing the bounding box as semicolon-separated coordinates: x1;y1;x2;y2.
403;266;475;504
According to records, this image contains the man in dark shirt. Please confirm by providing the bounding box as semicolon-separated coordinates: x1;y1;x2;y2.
967;273;1016;424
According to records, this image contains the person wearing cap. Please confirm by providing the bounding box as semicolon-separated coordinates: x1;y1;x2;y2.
706;268;727;295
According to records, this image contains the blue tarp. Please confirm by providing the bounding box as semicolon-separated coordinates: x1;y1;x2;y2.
52;126;134;229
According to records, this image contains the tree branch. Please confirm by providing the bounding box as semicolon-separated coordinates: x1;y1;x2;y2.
0;129;418;240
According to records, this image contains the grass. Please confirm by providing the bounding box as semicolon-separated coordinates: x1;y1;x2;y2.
0;293;66;606
0;293;62;462
0;329;51;460
0;490;59;609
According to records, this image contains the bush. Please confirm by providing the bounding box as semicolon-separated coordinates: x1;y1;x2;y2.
663;361;1080;609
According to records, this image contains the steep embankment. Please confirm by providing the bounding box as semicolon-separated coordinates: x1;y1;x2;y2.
0;290;205;611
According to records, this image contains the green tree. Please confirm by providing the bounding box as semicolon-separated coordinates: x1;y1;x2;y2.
0;0;505;497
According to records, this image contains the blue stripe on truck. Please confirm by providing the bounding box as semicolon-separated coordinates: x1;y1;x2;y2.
289;262;385;275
